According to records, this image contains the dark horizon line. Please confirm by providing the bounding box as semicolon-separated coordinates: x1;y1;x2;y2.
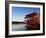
12;21;25;24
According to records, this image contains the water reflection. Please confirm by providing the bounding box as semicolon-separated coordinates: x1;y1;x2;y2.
12;23;27;31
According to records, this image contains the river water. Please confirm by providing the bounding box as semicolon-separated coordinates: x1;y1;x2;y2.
12;23;27;31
